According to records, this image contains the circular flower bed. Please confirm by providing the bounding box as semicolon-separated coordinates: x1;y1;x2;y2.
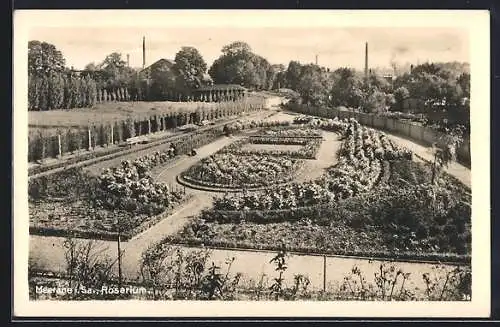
181;153;303;189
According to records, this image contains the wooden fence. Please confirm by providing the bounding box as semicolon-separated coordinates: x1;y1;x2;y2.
28;101;264;163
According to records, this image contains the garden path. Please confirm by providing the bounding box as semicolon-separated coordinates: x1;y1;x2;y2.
294;131;342;183
29;235;460;297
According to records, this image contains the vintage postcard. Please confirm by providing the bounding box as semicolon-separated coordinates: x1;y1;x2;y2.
13;10;490;318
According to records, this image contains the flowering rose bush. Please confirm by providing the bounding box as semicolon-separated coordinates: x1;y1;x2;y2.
220;137;322;159
182;153;302;189
213;119;401;211
95;157;185;215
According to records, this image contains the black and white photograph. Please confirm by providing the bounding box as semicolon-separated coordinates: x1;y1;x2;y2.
13;10;490;317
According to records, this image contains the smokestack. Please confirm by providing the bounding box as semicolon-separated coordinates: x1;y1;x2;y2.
364;42;368;79
315;54;318;65
142;36;146;69
127;54;130;67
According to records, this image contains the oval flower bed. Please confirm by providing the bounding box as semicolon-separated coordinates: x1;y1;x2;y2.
181;153;303;189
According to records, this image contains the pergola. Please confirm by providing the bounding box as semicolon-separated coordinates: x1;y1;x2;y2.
192;84;247;102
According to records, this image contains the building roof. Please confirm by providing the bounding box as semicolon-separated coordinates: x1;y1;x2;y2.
195;84;247;92
140;58;175;73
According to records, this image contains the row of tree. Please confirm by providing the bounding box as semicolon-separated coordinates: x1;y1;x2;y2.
28;39;470;126
27;73;140;111
276;60;470;127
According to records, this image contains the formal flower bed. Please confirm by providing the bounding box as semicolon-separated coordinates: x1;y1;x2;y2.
219;136;322;159
256;127;322;138
181;153;302;189
213;119;397;212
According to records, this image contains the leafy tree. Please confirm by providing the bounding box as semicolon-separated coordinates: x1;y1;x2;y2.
297;64;332;106
361;89;389;113
285;61;303;91
99;52;135;89
330;68;364;108
174;46;208;90
28;40;66;76
47;72;65;109
393;86;410;111
430;126;465;184
28;73;39;110
208;41;272;89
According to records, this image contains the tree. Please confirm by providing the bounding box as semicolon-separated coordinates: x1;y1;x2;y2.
221;41;252;58
28;73;39;110
297;64;331;107
361;89;389;113
208;41;271;89
149;60;177;101
430;126;465;184
47;72;65;110
393;86;410;111
330;67;364;108
174;46;208;90
285;61;303;91
28;40;66;76
456;72;470;99
99;52;134;89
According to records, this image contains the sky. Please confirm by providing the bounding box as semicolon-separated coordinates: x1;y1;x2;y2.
29;26;469;72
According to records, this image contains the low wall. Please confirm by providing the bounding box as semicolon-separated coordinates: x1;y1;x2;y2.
288;104;471;166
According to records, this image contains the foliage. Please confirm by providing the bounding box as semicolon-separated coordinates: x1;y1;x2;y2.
139;245;241;300
174;46;208;90
28;40;66;76
208;41;275;90
182;153;301;189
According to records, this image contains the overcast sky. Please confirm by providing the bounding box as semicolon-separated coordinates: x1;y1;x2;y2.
29;25;469;71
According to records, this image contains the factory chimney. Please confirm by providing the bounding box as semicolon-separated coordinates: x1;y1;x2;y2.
127;54;130;67
142;36;146;69
364;42;369;80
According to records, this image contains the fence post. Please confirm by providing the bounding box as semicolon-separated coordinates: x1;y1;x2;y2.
88;127;92;151
57;134;62;158
110;123;114;145
148;118;152;134
323;254;327;292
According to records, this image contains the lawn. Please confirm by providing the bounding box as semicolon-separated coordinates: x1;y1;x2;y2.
28;101;219;128
28;95;266;128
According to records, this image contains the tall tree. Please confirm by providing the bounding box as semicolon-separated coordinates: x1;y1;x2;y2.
297;64;332;106
208;41;271;89
173;46;208;90
28;40;66;76
285;61;303;91
99;52;134;89
330;67;364;108
393;86;410;111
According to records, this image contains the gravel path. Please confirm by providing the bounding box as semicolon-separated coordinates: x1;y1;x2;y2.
294;131;342;183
